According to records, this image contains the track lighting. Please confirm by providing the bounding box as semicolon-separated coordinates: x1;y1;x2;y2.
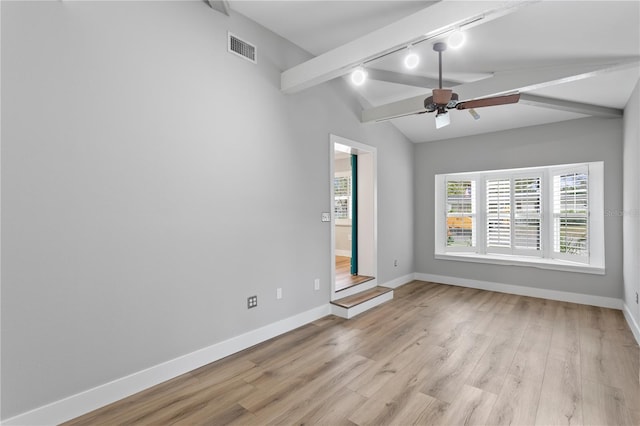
350;67;367;86
447;29;466;49
404;46;420;70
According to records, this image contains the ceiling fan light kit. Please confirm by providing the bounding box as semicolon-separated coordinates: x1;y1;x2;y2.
468;108;481;120
435;111;450;129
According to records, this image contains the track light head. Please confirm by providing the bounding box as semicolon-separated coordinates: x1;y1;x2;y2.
448;30;466;49
350;67;367;86
404;46;420;70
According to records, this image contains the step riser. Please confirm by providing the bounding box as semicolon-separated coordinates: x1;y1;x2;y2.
331;291;394;319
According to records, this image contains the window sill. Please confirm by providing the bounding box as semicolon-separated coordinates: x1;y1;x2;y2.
434;252;605;275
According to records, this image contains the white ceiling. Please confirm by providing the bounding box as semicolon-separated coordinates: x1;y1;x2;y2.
228;1;640;143
230;1;435;55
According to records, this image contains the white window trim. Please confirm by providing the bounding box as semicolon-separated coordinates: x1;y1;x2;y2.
435;162;605;275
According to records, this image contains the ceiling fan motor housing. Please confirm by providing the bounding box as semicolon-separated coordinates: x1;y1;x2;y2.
433;88;453;105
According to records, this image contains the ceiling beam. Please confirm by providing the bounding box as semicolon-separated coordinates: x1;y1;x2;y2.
519;94;622;118
280;0;539;94
367;68;457;89
454;60;639;101
361;95;426;122
362;59;638;122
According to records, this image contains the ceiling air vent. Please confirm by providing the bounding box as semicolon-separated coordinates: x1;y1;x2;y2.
228;32;256;64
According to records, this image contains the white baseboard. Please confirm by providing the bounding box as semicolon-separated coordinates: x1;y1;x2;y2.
335;250;351;257
414;272;623;310
622;303;640;346
383;273;416;289
3;304;332;426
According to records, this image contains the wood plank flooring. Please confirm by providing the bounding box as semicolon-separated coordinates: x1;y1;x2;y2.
335;256;374;291
65;281;639;426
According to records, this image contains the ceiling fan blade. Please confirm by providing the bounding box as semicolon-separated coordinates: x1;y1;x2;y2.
456;93;520;110
373;108;430;122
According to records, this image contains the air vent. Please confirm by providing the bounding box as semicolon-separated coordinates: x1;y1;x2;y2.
228;32;256;64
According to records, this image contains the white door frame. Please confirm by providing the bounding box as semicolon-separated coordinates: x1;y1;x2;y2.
329;134;378;301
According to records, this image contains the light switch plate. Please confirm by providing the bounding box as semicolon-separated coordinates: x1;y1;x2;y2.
321;212;331;222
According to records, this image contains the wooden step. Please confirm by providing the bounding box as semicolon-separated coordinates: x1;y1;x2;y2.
330;286;393;319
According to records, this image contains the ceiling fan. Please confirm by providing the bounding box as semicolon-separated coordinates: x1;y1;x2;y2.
422;42;521;129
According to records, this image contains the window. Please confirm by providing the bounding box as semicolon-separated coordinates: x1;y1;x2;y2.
334;173;351;222
435;162;604;274
553;170;588;259
446;180;476;249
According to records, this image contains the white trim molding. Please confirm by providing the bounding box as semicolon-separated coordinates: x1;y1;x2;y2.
622;303;640;346
414;272;622;310
2;304;332;426
434;253;605;275
383;273;416;289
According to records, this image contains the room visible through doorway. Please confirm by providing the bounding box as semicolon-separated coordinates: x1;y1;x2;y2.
335;255;374;291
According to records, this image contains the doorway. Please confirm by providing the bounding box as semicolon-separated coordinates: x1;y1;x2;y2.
330;135;377;300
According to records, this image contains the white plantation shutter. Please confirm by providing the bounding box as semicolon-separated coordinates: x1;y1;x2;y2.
514;177;542;252
553;170;588;260
486;179;511;250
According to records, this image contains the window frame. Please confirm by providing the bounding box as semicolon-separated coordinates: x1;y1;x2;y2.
434;162;605;275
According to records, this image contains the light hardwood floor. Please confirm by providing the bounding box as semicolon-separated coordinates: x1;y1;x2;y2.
66;281;640;425
335;255;374;291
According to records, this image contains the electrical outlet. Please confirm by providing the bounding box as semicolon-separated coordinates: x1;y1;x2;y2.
394;259;398;267
636;292;639;304
314;278;320;290
277;288;282;299
247;295;257;309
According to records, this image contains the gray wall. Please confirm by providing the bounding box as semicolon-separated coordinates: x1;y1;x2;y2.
415;117;623;299
0;1;415;418
623;80;640;325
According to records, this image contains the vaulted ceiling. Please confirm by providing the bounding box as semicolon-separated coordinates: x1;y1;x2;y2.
228;1;640;143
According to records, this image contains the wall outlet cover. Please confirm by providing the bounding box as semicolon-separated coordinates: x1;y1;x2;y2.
247;295;258;309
